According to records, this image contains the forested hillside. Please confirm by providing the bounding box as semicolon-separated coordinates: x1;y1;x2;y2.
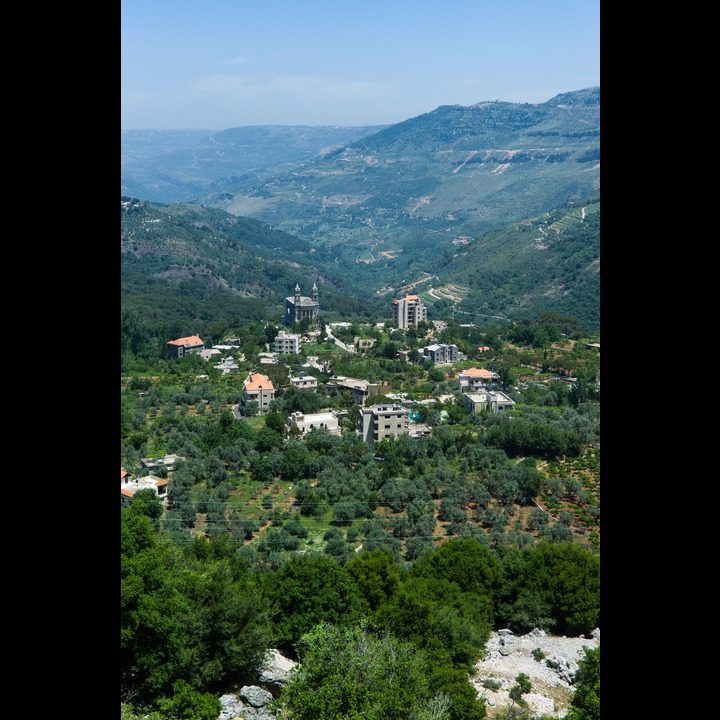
121;196;387;330
203;89;599;297
121;193;599;334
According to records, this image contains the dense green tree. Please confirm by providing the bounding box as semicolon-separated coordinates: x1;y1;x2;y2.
121;508;188;702
156;679;222;720
263;554;365;658
565;646;600;720
410;538;503;601
345;548;402;613
512;543;600;635
371;573;490;672
130;489;164;530
277;622;452;720
250;453;275;484
264;410;287;434
254;426;285;453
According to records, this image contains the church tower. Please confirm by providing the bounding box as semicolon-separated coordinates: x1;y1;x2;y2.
285;282;320;328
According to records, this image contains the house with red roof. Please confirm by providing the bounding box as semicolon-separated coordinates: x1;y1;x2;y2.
121;472;169;507
458;367;500;392
166;335;205;358
243;372;276;414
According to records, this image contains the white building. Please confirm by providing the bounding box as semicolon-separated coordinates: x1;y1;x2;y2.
289;374;318;391
244;372;276;414
462;390;516;414
422;343;461;364
392;294;427;329
274;330;301;355
121;473;168;507
286;411;341;437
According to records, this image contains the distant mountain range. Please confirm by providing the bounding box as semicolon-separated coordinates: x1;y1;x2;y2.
121;87;599;333
121;125;389;205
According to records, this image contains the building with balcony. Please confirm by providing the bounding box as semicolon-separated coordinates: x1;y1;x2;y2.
166;335;205;358
244;372;276;414
325;376;379;405
121;473;168;507
422;343;461;364
458;367;500;391
274;330;301;355
391;294;427;329
361;404;410;443
289;373;318;391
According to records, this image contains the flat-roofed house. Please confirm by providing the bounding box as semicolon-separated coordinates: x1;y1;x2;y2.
121;473;169;507
325;376;379;405
463;390;516;415
286;411;341;437
422;343;460;364
274;330;301;355
244;372;276;414
289;374;318;391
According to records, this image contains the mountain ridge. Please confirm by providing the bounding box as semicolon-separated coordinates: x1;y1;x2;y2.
202;88;599;290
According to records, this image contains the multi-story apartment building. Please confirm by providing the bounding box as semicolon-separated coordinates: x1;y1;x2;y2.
361;404;410;443
243;372;276;414
422;343;461;365
274;330;301;355
391;294;427;329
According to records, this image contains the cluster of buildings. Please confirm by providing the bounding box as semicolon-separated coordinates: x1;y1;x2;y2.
126;282;517;505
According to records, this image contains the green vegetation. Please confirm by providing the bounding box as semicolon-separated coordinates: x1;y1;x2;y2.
121;303;599;719
121;91;600;717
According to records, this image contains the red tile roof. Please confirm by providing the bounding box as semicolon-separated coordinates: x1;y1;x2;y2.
244;372;275;391
167;335;204;347
461;367;494;378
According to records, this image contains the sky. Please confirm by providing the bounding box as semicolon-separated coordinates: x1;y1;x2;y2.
121;0;599;131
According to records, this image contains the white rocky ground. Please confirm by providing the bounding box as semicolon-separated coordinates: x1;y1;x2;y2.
471;628;599;719
218;631;600;720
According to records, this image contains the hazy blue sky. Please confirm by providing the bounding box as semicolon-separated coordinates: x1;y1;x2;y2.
121;0;599;131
